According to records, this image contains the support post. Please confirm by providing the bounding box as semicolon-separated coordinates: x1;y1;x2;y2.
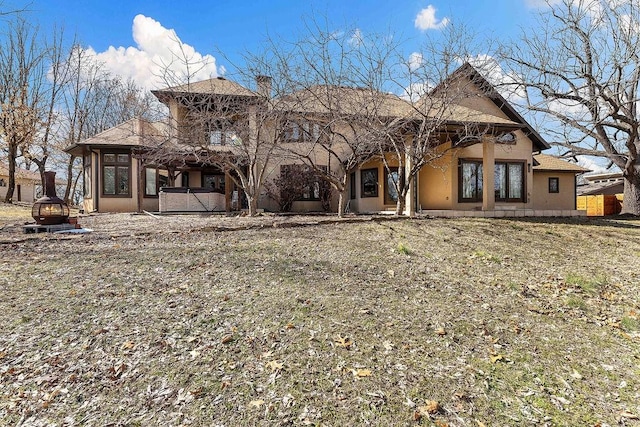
482;135;495;211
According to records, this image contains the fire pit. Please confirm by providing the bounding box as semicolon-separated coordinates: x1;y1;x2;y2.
32;171;70;225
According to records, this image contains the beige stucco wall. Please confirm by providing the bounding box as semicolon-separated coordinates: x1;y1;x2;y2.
417;132;535;210
532;171;577;210
0;177;36;203
89;148;146;213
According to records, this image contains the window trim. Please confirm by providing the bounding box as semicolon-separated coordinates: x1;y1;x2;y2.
102;151;131;198
144;167;170;198
349;172;356;200
458;159;526;203
361;168;379;198
548;177;560;193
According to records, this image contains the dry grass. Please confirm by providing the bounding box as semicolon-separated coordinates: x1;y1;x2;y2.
1;205;640;426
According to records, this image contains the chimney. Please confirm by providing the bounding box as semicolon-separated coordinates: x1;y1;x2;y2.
256;75;272;98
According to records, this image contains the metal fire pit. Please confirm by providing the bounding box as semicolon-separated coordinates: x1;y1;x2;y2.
32;171;70;225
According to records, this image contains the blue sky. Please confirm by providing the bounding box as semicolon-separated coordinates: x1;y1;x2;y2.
7;0;552;89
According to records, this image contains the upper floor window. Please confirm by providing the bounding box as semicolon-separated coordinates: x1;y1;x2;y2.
103;152;130;197
284;120;321;143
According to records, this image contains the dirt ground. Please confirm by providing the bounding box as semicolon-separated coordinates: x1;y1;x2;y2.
1;204;640;426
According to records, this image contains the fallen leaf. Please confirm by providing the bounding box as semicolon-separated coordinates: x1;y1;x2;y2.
335;335;352;349
435;420;449;427
265;360;283;372
435;327;447;336
620;411;639;420
490;354;505;363
475;420;487;427
121;341;135;350
221;335;234;344
570;369;583;380
350;368;371;378
285;323;295;329
249;399;264;408
382;340;394;351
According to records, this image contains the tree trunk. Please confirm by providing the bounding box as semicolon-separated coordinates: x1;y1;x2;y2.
337;190;345;218
4;144;17;203
64;155;76;204
395;195;406;216
621;169;640;216
247;193;258;216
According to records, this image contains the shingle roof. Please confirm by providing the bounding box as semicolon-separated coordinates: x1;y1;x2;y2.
532;154;590;172
277;85;521;127
65;118;167;153
152;77;257;99
0;166;66;184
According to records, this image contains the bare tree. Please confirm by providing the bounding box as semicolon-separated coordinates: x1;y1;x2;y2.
502;0;640;215
242;19;397;216
56;45;160;203
0;17;46;203
148;44;282;216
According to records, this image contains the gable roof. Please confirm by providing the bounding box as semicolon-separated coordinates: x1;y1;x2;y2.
152;77;257;103
431;62;551;151
532;154;590;172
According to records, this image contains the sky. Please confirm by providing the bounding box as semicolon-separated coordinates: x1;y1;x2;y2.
3;0;608;171
4;0;555;91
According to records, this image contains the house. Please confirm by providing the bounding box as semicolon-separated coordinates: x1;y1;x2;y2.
0;166;40;203
0;166;69;204
577;172;624;196
66;63;588;216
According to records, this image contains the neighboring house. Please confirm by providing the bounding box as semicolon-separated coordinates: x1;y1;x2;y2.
66;63;588;216
577;172;624;196
0;166;41;203
0;166;68;203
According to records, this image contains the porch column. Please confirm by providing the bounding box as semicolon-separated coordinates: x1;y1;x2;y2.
225;169;231;213
482;135;495;211
404;135;415;216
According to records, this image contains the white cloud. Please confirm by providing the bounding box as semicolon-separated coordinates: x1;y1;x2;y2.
577;155;611;174
414;5;449;30
85;15;219;90
525;0;562;8
349;28;364;46
465;55;528;104
408;52;424;72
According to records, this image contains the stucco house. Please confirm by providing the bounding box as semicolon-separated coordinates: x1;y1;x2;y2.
65;63;588;216
0;166;41;203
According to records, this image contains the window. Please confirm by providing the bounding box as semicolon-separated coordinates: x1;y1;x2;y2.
145;167;169;196
83;154;92;198
280;164;324;201
349;172;356;200
203;174;226;193
207;121;238;146
459;160;525;203
361;168;378;198
102;152;130;196
549;177;559;193
284;120;321;143
384;167;399;205
0;178;6;187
